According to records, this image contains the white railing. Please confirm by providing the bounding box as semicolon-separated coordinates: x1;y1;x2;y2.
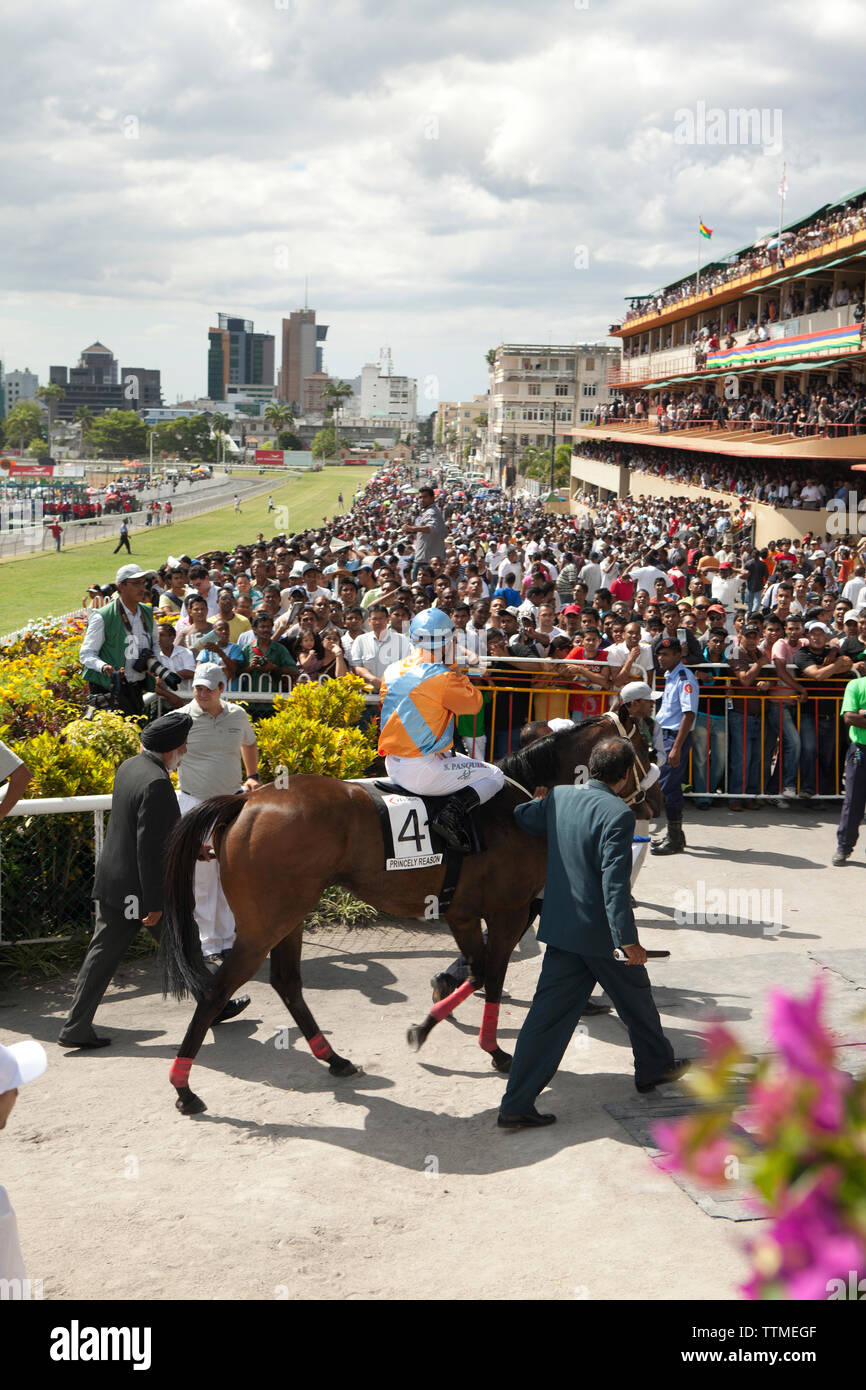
0;795;111;946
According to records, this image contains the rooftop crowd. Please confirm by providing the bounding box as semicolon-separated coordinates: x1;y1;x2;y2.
622;194;866;323
74;463;866;820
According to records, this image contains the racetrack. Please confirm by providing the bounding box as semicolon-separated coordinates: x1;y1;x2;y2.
4;806;862;1302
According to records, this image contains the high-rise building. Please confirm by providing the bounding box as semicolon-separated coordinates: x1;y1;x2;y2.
49;342;163;419
278;309;328;407
207;314;275;400
358;361;417;421
4;368;39;412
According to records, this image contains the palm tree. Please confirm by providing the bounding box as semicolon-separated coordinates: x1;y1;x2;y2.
264;403;295;443
320;381;354;460
36;383;65;456
485;348;497;369
73;405;94;456
210;410;232;465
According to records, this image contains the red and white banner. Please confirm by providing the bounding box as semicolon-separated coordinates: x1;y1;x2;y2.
255;449;285;466
5;462;54;477
342;456;368;465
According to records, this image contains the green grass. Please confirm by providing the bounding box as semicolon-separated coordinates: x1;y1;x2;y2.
0;467;375;635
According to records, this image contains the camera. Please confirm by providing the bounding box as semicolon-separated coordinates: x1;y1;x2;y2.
131;649;181;690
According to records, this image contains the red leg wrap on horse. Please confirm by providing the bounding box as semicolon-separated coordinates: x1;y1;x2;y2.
308;1031;333;1061
170;1056;193;1088
429;976;476;1023
479;1002;500;1051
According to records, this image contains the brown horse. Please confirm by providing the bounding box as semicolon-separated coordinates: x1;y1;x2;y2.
161;712;662;1114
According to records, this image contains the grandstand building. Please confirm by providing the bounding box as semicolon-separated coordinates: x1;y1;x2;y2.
570;186;866;545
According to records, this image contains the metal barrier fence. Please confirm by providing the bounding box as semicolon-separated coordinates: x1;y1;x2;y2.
456;668;851;800
0;668;852;946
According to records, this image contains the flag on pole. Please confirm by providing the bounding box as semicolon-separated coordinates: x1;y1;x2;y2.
699;221;713;239
779;169;788;198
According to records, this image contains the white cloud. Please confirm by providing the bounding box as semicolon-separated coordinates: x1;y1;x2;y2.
1;0;865;403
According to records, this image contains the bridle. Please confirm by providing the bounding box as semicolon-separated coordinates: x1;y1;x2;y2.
602;709;651;808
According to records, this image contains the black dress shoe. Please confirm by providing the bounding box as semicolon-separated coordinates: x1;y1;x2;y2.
212;995;251;1025
635;1057;691;1093
59;1034;111;1049
580;999;612;1017
498;1110;557;1129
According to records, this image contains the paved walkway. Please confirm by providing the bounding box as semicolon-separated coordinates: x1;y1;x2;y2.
0;805;861;1300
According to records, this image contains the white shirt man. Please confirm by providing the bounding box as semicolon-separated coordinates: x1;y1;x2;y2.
631;562;669;594
579;560;602;599
843;573;866;608
176;667;259;959
350;613;409;689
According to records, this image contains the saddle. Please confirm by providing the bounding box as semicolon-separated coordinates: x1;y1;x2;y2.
353;779;487;913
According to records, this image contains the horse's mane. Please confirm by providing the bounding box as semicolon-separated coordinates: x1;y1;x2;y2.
498;717;610;790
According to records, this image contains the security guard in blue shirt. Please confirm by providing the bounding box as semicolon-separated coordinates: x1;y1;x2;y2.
651;637;699;856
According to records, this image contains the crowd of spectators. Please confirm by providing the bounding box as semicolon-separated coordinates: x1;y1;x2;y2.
622;196;866;324
74;464;866;811
573;436;857;506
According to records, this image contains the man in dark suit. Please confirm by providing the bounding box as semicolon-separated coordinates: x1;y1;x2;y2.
58;711;249;1049
498;737;688;1128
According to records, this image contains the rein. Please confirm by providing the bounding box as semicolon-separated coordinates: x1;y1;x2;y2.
602;710;650;807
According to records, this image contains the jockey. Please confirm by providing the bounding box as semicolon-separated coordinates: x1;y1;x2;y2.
378;608;505;852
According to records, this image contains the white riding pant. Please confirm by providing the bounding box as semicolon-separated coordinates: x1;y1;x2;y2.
176;790;237;957
385;750;504;804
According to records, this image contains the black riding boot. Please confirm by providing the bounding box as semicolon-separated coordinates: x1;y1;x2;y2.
650;820;686;855
432;787;481;853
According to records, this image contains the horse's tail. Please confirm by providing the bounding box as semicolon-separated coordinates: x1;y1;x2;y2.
160;794;247;1001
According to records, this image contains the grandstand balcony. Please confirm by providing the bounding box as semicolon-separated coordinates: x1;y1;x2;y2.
608;307;866;389
617;222;866;337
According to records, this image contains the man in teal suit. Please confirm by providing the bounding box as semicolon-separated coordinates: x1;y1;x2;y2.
499;737;688;1129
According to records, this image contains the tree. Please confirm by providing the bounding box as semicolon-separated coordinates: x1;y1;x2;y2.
485;348;497;369
277;429;304;450
73;405;95;454
152;414;215;461
210;411;232;466
35;383;65;451
86;410;149;458
264;403;295;436
2;401;45;452
322;379;354;419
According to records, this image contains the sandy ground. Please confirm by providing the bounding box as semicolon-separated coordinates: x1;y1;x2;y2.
2;804;863;1302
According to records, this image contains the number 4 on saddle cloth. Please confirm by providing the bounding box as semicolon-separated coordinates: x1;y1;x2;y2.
352;779;487;912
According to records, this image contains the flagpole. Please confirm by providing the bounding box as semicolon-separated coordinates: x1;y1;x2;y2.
777;162;787;259
696;223;701;300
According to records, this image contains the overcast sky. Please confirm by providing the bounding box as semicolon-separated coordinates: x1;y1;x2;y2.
1;0;863;408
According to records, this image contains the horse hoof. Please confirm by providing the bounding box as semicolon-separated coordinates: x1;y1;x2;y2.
489;1048;512;1073
175;1091;207;1115
407;1024;427;1052
329;1057;358;1077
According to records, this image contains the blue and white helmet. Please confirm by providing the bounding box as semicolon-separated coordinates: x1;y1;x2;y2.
409;608;455;650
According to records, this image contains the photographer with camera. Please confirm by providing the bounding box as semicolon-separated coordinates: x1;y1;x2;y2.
79;565;159;716
152;617;197;708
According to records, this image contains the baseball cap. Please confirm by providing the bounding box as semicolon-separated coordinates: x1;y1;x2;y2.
706;603;725;615
806;621;831;633
561;604;583;616
719;562;732;571
192;666;226;689
116;564;155;585
0;1040;47;1093
620;681;663;704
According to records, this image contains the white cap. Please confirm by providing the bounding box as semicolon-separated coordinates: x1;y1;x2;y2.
0;1040;47;1094
116;564;155;585
192;666;225;689
620;680;663;704
806;621;831;634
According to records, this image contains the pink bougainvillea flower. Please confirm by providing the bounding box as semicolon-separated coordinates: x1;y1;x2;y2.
768;978;836;1080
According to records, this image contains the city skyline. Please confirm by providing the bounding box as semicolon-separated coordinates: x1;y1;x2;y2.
2;0;865;406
